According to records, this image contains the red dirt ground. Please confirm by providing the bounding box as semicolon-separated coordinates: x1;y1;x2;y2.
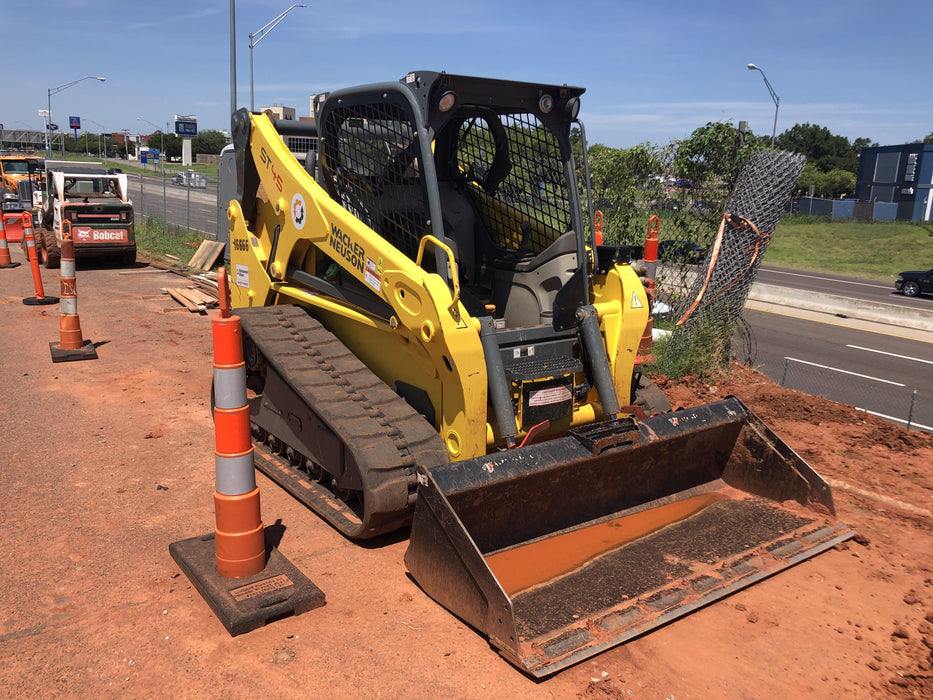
1;257;931;698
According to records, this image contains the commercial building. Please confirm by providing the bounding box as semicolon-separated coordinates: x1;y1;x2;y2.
855;143;933;222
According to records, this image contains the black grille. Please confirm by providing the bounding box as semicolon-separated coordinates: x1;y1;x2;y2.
456;113;570;254
321;101;427;260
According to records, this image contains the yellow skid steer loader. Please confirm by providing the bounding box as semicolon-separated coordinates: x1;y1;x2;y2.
225;70;853;676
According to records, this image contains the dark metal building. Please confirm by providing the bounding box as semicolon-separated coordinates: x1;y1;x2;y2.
855;143;933;222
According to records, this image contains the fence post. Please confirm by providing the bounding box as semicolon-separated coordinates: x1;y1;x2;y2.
907;388;917;432
780;357;790;387
186;178;191;233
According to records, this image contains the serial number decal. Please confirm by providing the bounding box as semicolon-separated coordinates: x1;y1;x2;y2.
235;263;249;288
529;385;572;407
364;256;382;293
229;574;294;602
258;146;284;192
329;223;364;274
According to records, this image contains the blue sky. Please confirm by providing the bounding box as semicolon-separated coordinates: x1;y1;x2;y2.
3;0;929;149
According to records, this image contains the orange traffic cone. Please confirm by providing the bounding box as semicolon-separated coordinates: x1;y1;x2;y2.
22;212;58;306
169;267;324;635
0;216;21;269
210;270;265;578
50;221;97;363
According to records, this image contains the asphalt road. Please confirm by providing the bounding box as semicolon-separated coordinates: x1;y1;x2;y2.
130;173;218;236
758;266;931;312
741;307;933;431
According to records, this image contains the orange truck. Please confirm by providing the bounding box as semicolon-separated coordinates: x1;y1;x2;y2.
0;155;44;243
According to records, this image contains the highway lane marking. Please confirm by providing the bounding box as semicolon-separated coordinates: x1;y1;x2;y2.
761;268;890;290
853;408;932;434
845;344;933;365
784;357;906;386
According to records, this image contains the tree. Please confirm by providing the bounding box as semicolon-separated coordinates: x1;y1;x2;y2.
923;132;933;145
192;130;229;155
852;137;878;152
795;163;855;199
583;142;666;244
821;169;856;199
775;123;857;173
673;121;755;190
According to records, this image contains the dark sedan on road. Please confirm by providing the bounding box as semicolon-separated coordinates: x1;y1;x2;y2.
895;269;933;298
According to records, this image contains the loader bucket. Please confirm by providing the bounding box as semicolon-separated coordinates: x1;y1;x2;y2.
405;396;854;677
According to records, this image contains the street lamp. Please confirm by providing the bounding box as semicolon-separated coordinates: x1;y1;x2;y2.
84;118;106;159
747;63;779;147
46;76;106;158
249;4;306;112
137;117;168;226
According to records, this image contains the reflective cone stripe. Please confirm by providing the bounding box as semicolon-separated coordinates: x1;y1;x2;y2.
57;222;85;350
0;217;16;267
211;267;264;578
212;316;255;496
23;213;47;300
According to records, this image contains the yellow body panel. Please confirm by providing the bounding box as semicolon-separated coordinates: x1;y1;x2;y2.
592;264;651;407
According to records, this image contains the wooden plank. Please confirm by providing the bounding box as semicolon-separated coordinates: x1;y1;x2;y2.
187;241;226;271
182;287;218;306
175;288;211;310
166;288;202;312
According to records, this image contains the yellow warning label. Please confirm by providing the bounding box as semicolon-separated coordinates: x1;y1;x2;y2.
631;292;644;309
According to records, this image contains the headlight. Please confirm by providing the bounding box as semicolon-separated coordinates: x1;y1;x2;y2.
2;191;16;201
896;276;904;283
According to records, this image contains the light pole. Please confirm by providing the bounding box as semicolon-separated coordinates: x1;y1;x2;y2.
85;118;105;159
747;63;779;147
249;4;306;112
138;117;168;227
46;76;106;158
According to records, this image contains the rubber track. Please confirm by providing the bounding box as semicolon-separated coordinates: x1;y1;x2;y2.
238;305;448;538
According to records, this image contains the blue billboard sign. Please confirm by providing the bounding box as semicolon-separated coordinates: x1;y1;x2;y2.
174;114;198;137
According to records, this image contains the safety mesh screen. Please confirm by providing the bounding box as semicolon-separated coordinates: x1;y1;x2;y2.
667;150;806;357
456;113;569;254
321;102;427;260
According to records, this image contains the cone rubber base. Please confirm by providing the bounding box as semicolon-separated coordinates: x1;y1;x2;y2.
50;339;98;363
0;262;21;269
169;532;325;636
24;296;59;306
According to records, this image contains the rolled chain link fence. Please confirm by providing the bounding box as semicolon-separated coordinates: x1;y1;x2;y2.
664;150;806;364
